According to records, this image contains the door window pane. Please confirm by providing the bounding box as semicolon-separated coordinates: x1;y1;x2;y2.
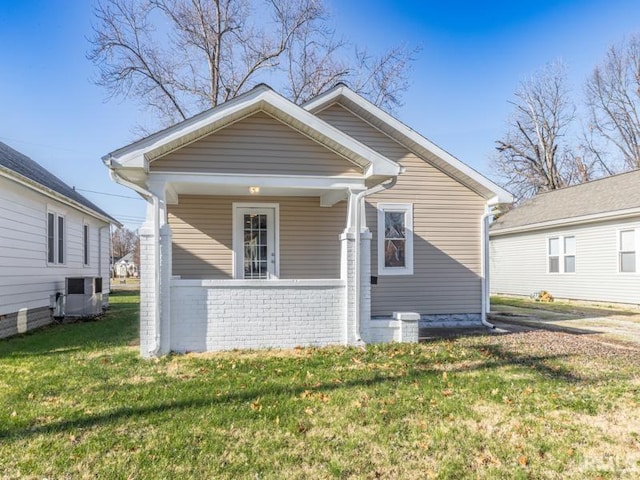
243;213;268;279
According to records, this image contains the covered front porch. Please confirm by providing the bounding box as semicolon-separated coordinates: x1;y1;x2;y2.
148;174;369;354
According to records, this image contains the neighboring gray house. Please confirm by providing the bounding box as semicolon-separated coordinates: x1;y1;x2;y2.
490;170;640;306
113;252;138;278
0;142;120;338
104;84;512;357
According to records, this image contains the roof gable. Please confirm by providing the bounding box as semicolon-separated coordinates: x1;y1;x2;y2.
491;169;640;235
150;111;363;176
303;84;513;204
0;141;119;225
104;85;400;179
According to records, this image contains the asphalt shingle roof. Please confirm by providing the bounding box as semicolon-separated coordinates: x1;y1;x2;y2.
0;141;118;223
491;169;640;233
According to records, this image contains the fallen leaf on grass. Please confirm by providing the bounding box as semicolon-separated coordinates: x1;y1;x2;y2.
518;455;528;466
250;399;262;412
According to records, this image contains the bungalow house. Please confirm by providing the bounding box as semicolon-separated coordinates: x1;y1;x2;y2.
490;170;640;306
0;141;120;338
103;84;512;357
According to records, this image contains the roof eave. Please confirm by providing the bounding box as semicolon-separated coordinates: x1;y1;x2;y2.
0;165;122;227
490;206;640;237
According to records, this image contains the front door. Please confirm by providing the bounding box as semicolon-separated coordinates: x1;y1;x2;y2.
234;206;277;279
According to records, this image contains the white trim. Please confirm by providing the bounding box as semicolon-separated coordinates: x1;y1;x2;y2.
377;203;414;276
148;171;367;190
546;234;576;274
232;203;280;279
491;207;640;236
171;278;345;288
303;85;513;203
617;228;639;274
104;86;400;177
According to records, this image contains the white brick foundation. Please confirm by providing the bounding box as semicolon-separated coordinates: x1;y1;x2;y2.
169;279;346;352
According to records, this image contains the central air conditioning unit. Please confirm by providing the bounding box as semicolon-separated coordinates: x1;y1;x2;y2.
65;277;104;318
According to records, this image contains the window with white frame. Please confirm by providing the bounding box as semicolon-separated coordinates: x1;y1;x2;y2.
47;211;65;265
548;235;575;273
83;223;90;266
377;203;413;275
619;229;636;273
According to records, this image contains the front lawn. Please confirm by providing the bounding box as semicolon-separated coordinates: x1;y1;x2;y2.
1;292;639;479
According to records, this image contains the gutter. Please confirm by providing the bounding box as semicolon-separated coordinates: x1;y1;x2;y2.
352;173;401;343
480;203;494;329
107;165;161;357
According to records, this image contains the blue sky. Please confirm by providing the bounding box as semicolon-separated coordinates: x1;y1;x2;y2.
1;0;639;228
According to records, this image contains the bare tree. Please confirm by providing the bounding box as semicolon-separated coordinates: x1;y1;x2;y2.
111;227;139;259
492;62;584;202
585;34;640;170
88;0;417;126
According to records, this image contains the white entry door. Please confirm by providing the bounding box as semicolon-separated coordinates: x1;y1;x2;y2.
234;205;278;279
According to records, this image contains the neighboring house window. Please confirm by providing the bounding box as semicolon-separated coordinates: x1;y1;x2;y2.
619;229;636;273
564;236;576;273
83;223;90;266
47;212;55;263
548;235;575;273
47;211;65;265
377;203;413;275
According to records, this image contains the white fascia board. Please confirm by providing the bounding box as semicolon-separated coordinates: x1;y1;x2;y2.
304;85;514;203
148;171;367;190
490;207;640;237
0;166;121;227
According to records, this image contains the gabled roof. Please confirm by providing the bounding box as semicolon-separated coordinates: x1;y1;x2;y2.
490;169;640;235
0;141;120;225
303;83;513;204
103;84;400;179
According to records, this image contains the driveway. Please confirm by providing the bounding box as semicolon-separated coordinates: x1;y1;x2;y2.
489;298;640;347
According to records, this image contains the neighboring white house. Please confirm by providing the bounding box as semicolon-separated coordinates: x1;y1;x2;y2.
113;252;138;278
104;83;512;357
490;170;640;306
0;141;120;338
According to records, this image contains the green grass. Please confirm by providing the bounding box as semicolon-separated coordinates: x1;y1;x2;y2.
491;295;639;317
1;292;639;478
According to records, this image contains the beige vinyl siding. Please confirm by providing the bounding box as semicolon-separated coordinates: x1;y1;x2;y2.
150;111;362;177
317;103;485;316
169;195;346;279
0;176;110;316
490;217;640;305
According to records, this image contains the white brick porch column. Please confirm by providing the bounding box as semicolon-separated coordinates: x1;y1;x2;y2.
139;217;157;357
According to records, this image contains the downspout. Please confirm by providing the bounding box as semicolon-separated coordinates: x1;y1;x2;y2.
108;168;161;355
480;203;494;329
352;173;401;343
